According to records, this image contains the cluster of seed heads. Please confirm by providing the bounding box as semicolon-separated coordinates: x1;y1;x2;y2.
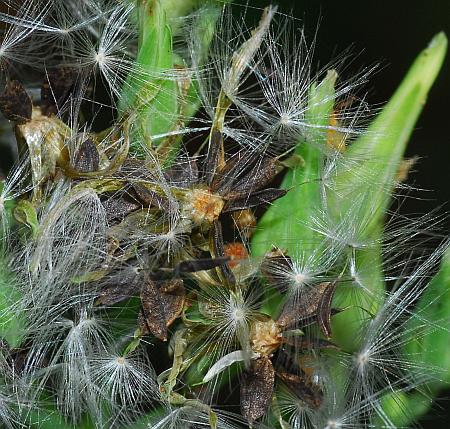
0;1;447;429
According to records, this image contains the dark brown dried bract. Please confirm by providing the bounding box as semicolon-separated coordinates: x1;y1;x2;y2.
73;139;100;173
317;281;338;338
164;156;198;187
0;80;32;124
175;256;230;274
260;247;292;291
227;157;279;200
132;183;169;211
158;279;186;327
223;188;287;212
139;278;185;341
41;67;76;116
277;281;339;338
277;370;323;409
96;281;141;306
277;282;330;328
241;357;275;424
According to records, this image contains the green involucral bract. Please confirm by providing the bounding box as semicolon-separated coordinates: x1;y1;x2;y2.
119;0;177;154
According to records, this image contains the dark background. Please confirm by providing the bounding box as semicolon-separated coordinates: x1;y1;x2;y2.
246;0;450;427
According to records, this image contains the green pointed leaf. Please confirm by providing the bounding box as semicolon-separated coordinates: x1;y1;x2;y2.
404;246;450;390
119;0;178;153
330;32;447;235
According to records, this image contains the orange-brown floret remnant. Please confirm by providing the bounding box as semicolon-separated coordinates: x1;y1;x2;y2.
224;242;249;268
250;318;282;357
187;188;225;224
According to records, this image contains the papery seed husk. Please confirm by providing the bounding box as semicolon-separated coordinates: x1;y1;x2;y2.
73;139;100;173
0;80;32;124
241;357;275;424
140;278;168;341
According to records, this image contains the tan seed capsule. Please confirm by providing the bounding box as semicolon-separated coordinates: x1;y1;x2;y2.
186;188;224;224
250;318;282;357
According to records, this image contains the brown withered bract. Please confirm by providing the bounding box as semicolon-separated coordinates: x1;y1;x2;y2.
260;247;293;291
0;80;32;124
73;139;100;173
139;278;185;341
277;281;338;338
277;370;323;409
95;281;141;306
185;131;286;224
175;256;231;274
164;156;199;187
317;281;338;338
224;157;279;200
222;188;287;212
277;282;330;327
132;183;170;211
241;357;275;425
41;67;76;116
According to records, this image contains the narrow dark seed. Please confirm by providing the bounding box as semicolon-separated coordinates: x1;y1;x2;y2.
0;80;32;124
222;188;287;212
211;220;236;285
204;128;223;186
73;139;100;173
